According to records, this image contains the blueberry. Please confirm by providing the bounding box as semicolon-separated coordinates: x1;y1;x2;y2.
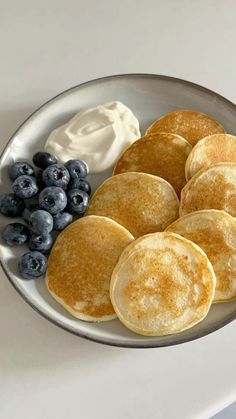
68;178;91;196
35;169;45;190
29;233;53;253
0;193;25;217
67;189;89;215
9;161;35;181
42;164;70;189
29;210;53;234
22;203;40;223
39;187;67;214
19;251;47;279
33;152;57;169
12;175;39;199
2;223;30;246
65;159;88;179
53;212;73;231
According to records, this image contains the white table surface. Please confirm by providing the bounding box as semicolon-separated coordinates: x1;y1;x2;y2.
1;1;236;418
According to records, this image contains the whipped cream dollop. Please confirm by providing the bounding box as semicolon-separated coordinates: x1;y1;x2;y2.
45;101;141;173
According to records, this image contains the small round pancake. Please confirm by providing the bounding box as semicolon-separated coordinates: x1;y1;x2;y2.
166;210;236;302
110;232;215;336
146;109;225;146
113;133;192;196
46;215;134;322
180;163;236;217
185;134;236;180
86;172;179;238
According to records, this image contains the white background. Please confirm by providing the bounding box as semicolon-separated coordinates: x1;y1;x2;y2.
0;1;236;418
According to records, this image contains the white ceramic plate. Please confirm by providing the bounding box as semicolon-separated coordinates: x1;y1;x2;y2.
1;74;236;348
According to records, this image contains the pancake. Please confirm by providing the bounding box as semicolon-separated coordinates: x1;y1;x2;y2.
46;215;134;321
166;210;236;302
180;163;236;217
86;172;179;238
113;132;192;196
110;232;215;336
185;134;236;180
146;109;225;146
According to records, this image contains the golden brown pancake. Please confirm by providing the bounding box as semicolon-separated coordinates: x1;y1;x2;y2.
180;163;236;217
185;134;236;180
46;215;134;321
110;232;215;336
146;109;225;146
113;133;192;196
166;210;236;302
86;172;179;238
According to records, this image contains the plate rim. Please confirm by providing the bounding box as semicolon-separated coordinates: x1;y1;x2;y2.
1;73;236;348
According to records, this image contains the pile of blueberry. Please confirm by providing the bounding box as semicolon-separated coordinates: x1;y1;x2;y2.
0;152;91;279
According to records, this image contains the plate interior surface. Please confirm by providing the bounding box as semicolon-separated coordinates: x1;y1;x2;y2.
1;74;236;348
